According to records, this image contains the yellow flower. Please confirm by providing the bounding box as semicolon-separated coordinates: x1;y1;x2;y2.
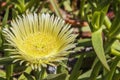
3;13;77;70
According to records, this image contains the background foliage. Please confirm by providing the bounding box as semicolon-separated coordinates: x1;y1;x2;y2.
0;0;120;80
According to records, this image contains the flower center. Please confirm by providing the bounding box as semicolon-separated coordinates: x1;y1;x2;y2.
18;32;58;58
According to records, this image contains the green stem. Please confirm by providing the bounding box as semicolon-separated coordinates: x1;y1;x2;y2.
49;0;62;18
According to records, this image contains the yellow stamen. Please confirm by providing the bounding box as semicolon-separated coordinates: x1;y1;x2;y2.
18;32;58;58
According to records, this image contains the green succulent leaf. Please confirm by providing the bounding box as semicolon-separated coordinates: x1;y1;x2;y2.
92;28;110;70
0;57;13;65
69;55;84;80
24;72;34;80
2;7;9;27
103;57;120;80
44;73;67;80
0;70;6;78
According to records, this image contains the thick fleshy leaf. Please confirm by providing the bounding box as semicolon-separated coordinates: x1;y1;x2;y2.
109;8;120;38
91;11;106;31
49;0;62;18
69;55;84;80
78;70;92;79
0;57;13;65
18;67;32;80
0;31;2;49
103;57;120;80
89;60;101;80
2;7;9;27
113;73;120;80
24;72;34;80
77;38;92;47
0;70;6;78
26;0;35;9
92;28;110;70
92;12;100;30
44;73;67;80
63;0;72;11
